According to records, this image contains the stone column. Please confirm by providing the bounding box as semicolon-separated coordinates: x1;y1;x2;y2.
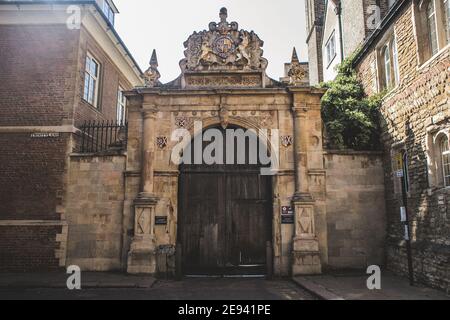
140;109;157;198
291;102;322;275
127;108;159;274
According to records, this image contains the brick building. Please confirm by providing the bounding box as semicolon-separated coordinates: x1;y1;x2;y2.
0;0;143;271
307;0;449;291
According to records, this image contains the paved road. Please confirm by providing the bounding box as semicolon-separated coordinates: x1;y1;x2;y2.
0;278;316;300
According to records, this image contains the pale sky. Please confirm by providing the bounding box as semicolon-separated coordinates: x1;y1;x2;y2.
114;0;308;83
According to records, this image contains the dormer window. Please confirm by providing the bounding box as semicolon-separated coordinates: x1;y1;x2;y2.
103;0;115;26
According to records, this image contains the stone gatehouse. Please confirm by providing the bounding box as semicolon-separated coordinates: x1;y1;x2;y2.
62;9;386;277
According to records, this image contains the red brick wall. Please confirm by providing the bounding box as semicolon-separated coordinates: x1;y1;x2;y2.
0;133;68;220
0;25;79;126
0;225;62;272
0;21;136;272
73;27;133;126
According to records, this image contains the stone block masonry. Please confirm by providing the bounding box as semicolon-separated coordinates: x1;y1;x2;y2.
65;154;126;271
324;151;387;269
355;3;450;291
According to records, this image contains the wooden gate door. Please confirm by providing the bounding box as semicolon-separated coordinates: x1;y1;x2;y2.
179;168;272;275
178;126;272;275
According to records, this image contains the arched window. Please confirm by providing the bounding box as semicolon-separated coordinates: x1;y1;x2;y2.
427;0;439;55
440;135;450;187
383;45;392;88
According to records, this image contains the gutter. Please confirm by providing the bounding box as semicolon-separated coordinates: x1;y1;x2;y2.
335;1;344;63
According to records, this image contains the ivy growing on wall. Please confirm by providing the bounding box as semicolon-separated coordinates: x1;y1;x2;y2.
319;53;384;151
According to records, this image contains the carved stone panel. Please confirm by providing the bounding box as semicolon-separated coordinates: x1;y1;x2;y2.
179;8;268;73
184;73;262;88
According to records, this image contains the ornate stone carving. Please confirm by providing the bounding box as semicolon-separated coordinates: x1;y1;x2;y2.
136;207;149;235
180;8;268;72
281;136;293;147
185;74;262;87
298;207;314;236
143;50;161;87
219;104;229;129
281;48;309;86
175;116;189;128
156;137;168;149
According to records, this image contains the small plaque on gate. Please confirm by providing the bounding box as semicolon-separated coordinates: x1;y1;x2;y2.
155;216;168;225
281;206;294;224
281;215;295;224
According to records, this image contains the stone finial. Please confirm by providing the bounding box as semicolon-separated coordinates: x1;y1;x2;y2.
150;49;158;67
143;49;161;87
291;47;300;64
287;48;308;86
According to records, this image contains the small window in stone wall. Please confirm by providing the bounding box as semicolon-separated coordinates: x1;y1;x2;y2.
426;129;450;188
440;135;450;186
378;35;400;91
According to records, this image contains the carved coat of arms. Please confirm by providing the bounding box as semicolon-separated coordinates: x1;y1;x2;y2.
156;137;168;149
180;8;268;72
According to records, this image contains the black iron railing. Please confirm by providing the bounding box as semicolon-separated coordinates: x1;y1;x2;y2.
78;120;128;153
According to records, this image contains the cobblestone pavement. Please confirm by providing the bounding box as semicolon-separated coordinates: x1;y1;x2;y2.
0;278;317;300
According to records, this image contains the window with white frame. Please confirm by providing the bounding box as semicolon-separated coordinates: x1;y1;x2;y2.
383;44;392;88
414;0;450;64
116;87;126;124
427;130;450;188
440;135;450;187
326;31;336;66
83;52;100;107
444;0;450;43
103;0;115;26
392;37;400;84
379;35;400;90
427;0;439;55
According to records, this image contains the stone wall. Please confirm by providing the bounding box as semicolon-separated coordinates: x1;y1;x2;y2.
355;2;450;291
65;154;126;271
325;151;386;269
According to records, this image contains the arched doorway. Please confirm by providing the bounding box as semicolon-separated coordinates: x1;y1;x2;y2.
178;125;273;275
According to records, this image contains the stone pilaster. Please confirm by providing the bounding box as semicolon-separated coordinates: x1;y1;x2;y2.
127;196;159;274
127;108;159;274
291;102;322;275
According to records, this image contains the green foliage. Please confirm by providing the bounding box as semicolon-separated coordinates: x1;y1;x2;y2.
319;53;384;151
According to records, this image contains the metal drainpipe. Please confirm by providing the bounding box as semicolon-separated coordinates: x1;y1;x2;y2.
336;1;345;62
